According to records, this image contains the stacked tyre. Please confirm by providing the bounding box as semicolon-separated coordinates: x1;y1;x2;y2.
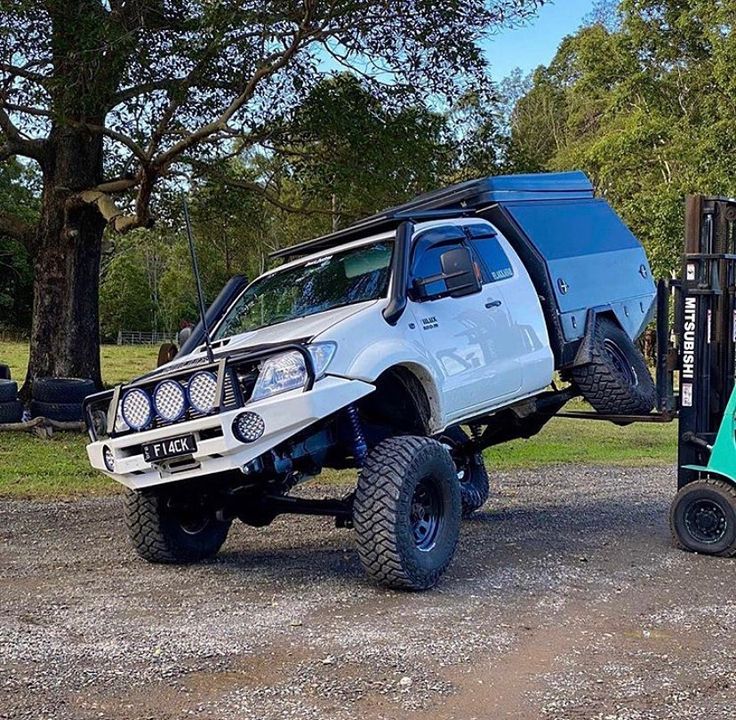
31;377;96;422
0;365;23;423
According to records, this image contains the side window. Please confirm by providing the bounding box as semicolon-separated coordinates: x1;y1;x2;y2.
412;244;462;297
411;225;467;298
469;233;514;284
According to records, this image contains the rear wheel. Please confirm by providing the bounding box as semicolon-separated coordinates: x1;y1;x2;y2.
352;436;461;591
439;426;490;517
572;317;655;416
670;478;736;556
125;488;231;563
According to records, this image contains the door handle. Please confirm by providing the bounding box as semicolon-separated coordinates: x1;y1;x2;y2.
485;299;502;309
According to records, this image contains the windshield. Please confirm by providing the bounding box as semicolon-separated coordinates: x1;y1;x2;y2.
213;241;393;339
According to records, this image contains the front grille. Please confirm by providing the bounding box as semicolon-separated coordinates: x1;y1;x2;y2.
108;367;243;438
148;369;240;430
85;350;272;441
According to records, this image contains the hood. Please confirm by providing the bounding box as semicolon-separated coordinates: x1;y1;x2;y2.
165;300;378;369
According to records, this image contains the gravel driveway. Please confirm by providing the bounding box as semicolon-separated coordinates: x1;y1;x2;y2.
2;465;735;719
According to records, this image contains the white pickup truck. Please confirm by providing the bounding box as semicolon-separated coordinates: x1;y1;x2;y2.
84;172;657;590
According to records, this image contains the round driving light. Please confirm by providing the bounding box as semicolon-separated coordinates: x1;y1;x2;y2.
103;445;115;472
232;412;265;443
153;380;187;422
121;388;153;431
187;371;218;414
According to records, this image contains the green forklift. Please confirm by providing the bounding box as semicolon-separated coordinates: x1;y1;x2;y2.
575;194;736;557
665;194;736;557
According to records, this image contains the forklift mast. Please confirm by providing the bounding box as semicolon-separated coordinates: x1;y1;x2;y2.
676;195;736;488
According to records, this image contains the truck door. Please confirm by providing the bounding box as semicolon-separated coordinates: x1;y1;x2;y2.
408;224;523;421
464;222;554;399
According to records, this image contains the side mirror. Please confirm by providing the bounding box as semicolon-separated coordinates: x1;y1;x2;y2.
413;246;482;300
441;247;481;297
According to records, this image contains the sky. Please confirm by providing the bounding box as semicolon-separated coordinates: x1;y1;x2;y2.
482;0;595;80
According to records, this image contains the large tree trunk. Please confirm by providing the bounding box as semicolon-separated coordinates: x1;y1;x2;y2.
25;126;106;392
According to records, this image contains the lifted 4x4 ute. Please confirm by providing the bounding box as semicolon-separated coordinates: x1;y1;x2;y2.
84;172;657;590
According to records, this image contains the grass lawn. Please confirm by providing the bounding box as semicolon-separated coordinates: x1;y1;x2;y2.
2;340;157;387
0;341;678;499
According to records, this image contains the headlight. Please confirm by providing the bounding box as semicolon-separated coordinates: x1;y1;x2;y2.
120;388;153;431
250;342;336;402
187;371;218;414
153;380;187;422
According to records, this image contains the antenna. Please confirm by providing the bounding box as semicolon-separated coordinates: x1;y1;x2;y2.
182;193;215;364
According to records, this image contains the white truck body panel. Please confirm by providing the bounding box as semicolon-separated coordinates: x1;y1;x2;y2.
87;218;554;488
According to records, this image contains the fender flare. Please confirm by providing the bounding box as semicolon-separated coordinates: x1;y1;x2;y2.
681;466;736;488
345;345;444;432
572;306;621;367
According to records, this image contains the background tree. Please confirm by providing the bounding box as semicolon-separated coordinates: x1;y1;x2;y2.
0;158;37;332
0;0;543;389
510;0;736;278
95;72;509;342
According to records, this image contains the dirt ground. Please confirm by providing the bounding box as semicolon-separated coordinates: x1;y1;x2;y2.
2;465;735;720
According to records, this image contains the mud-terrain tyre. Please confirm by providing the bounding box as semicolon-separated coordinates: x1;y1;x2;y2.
0;400;23;424
572;317;655;416
0;379;17;403
670;478;736;557
30;400;83;422
125;489;231;564
353;436;461;591
32;377;96;404
0;364;10;380
439;426;490;517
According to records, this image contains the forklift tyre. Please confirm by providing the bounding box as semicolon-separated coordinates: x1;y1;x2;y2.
670;478;736;557
353;436;461;591
125;489;231;563
572;317;655;416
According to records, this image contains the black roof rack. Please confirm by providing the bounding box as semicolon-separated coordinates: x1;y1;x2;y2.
269;172;593;260
269;207;476;260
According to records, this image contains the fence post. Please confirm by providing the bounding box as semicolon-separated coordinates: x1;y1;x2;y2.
117;329;122;345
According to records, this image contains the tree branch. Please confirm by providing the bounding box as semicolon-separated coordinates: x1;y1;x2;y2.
79;190;152;233
3;102;51;118
152;2;320;172
0;103;46;161
0;62;48;87
75;121;148;163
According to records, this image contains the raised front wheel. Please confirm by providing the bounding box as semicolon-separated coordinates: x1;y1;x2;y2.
352;436;461;591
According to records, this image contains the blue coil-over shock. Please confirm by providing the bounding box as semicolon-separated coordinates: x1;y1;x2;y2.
345;404;368;466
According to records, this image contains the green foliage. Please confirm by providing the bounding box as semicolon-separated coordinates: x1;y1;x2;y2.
98;74;501;333
277;74;456;224
0;160;37;329
510;1;736;278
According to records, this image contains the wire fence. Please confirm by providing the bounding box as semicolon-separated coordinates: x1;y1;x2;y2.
117;330;177;345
